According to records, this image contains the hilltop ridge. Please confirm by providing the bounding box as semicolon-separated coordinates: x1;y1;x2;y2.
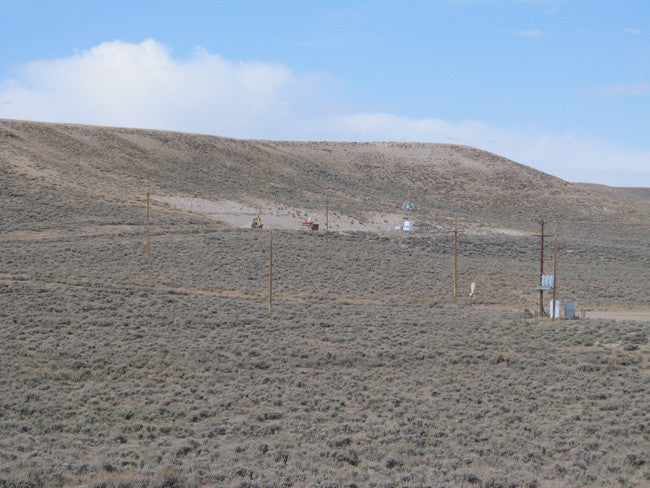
2;118;648;234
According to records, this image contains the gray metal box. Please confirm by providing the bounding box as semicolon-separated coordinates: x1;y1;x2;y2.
565;301;576;319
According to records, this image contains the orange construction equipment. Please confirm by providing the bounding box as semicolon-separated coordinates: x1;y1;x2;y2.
300;217;319;231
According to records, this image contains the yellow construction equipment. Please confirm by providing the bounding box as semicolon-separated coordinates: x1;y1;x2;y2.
251;217;263;229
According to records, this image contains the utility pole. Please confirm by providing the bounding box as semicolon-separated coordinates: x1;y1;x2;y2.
538;219;545;317
454;217;458;302
269;232;273;314
146;191;150;257
325;197;329;242
552;229;558;321
406;190;412;221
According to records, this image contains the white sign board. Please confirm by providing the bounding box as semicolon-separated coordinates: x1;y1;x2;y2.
550;300;561;319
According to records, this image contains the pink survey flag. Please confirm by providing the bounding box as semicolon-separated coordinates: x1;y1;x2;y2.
470;282;476;296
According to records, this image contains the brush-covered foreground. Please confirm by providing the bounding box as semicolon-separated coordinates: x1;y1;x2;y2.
0;227;648;488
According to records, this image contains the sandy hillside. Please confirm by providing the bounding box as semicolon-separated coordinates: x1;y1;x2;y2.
2;118;648;236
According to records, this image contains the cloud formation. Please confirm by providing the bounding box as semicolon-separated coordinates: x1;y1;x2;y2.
517;29;544;39
0;39;648;186
589;83;649;96
0;39;321;138
321;112;650;184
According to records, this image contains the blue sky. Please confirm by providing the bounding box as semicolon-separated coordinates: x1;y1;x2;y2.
1;0;648;186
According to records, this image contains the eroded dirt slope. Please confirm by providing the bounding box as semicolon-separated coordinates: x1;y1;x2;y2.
2;119;648;236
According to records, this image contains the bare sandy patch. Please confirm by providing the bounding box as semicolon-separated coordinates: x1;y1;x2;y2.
154;195;406;232
154;196;537;236
464;226;534;237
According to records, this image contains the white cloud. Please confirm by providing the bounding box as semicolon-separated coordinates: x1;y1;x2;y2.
0;39;648;187
314;112;650;186
517;30;544;39
624;28;642;35
589;83;649;96
0;39;323;137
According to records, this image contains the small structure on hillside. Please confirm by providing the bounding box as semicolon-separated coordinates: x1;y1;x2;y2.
300;217;319;231
395;195;415;232
394;196;437;233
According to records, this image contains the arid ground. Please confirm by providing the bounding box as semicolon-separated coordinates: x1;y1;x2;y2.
0;120;648;487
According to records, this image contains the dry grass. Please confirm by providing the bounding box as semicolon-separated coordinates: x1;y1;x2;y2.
0;229;648;488
1;118;648;487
